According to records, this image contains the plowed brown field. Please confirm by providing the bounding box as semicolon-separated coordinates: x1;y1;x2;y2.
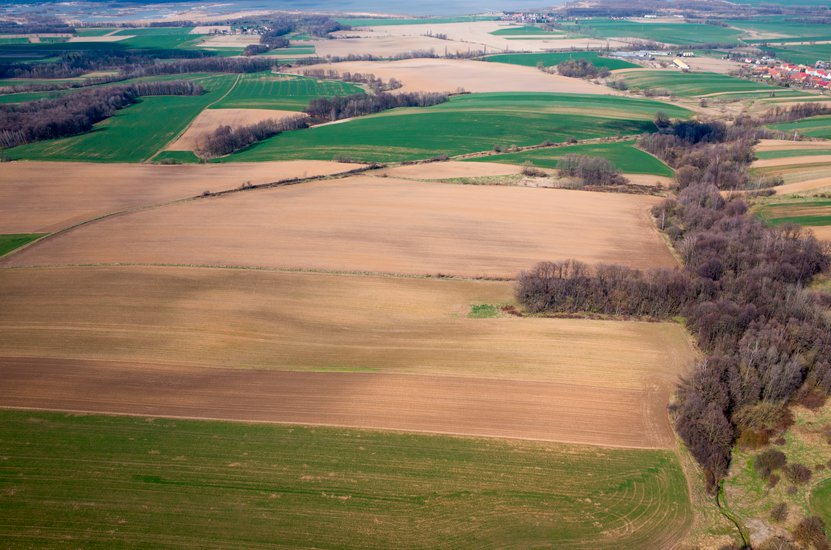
293;58;610;94
0;266;697;448
0;160;363;233
4;176;676;275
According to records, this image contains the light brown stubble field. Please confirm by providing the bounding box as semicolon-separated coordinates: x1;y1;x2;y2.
2;176;678;276
293;58;611;94
0;266;697;447
0;160;363;233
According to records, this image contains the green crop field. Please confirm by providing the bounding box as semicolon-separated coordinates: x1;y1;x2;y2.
0;234;45;256
465;141;673;176
757;198;831;227
770;116;831;140
0;410;691;548
224;92;689;163
755;148;831;160
813;479;831;525
114;27;204;50
490;25;562;36
728;19;831;44
210;73;363;111
336;16;497;27
75;28;117;37
0;90;67;103
483;51;638;70
153;150;202;164
559;19;743;45
5;74;238;162
618;70;774;97
769;44;831;66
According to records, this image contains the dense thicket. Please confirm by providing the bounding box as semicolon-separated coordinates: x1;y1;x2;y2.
0;80;202;148
304;92;448;122
556;154;628;186
518;114;831;492
555;59;610;79
639;116;762;190
517;260;710;317
199;115;307;157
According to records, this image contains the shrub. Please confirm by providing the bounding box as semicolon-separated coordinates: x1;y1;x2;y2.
770;502;788;523
755;449;787;479
793;516;828;550
556;154;627;186
783;463;812;485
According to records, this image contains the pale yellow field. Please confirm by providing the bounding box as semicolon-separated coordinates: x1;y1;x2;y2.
0;266;696;447
0;160;363;233
198;34;261;48
3;176;677;276
168;109;306;152
330;21;628;53
292;58;612;94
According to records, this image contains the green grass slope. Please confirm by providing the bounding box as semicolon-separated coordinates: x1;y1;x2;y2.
560;19;743;45
619;70;775;97
210;73;364;111
5;74;237;162
0;410;692;549
465;141;673;176
225;92;690;163
770;116;831;140
484;51;638;70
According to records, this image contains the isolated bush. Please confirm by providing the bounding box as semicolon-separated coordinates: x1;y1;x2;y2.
793;516;828;550
783;463;812;485
557;154;627;186
755;449;787;479
521;162;547;178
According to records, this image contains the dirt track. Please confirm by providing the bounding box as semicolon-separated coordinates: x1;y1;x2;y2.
0;356;678;448
0;160;363;233
4;176;676;275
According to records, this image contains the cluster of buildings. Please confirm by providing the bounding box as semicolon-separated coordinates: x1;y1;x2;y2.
749;60;831;90
611;50;694;60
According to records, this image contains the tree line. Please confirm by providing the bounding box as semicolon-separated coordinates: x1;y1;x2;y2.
517;113;831;495
199;115;308;157
297;68;402;93
0;80;202;149
304;92;448;123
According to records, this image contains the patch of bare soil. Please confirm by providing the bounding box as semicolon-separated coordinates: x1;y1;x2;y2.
291;58;611;94
3;176;678;275
0;160;363;233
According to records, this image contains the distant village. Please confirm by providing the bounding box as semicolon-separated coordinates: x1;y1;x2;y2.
743;57;831;90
